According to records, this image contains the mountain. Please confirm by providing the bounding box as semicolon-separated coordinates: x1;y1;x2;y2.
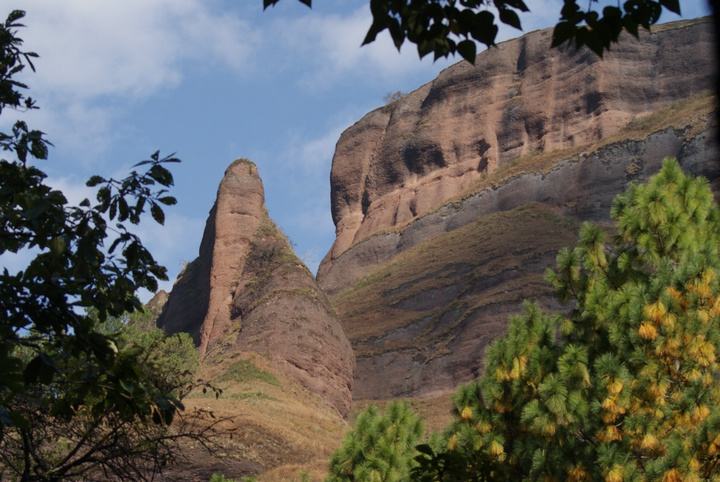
155;17;718;480
158;159;355;416
317;17;719;399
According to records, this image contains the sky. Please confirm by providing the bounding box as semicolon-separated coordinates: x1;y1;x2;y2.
1;0;711;299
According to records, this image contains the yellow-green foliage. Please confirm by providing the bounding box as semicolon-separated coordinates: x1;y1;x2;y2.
216;360;280;387
326;402;423;482
430;159;720;481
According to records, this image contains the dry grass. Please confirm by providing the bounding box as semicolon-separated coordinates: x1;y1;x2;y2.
333;204;579;342
181;352;348;481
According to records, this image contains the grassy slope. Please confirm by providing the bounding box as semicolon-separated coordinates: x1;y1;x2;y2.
182;353;346;482
174;213;347;482
333;204;578;344
332;92;714;343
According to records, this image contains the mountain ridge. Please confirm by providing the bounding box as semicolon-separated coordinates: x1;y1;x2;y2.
318;17;718;399
319;16;716;287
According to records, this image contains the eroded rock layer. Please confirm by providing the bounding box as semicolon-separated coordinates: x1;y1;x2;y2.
318;18;716;290
331;122;718;399
158;160;354;415
318;18;719;399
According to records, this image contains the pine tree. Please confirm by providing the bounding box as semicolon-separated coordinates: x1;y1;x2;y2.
424;159;720;481
326;402;423;482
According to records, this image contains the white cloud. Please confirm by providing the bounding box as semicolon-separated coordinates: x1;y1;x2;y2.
276;6;453;87
298;125;344;169
273;2;570;89
21;0;256;100
49;175;96;205
13;0;259;161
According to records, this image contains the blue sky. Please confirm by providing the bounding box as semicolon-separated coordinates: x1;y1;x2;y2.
3;1;710;299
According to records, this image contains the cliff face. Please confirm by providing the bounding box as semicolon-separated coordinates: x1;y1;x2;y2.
158;160;355;415
318;18;716;291
318;18;719;399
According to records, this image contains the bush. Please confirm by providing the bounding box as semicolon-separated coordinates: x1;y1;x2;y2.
326;402;423;482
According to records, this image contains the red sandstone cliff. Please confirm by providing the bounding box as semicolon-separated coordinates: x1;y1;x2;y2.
318;18;718;399
158;160;355;415
319;18;716;292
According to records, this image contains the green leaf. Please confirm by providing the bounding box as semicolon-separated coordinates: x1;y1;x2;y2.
660;0;681;15
24;354;55;384
148;165;173;186
97;186;111;205
158;196;177;206
499;8;522;30
151;204;165;225
50;236;66;255
456;39;477;63
505;0;529;12
551;21;574;47
118;197;129;221
7;10;25;24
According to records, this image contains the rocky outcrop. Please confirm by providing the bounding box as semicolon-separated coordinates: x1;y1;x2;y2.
158;160;354;415
331;124;719;399
318;18;719;399
318;17;716;292
145;290;168;318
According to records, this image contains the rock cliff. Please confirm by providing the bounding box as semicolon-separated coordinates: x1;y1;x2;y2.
319;17;716;290
158;160;355;415
318;18;719;399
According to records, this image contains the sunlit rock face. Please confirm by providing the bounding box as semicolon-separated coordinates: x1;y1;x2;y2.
318;17;719;399
158;159;355;415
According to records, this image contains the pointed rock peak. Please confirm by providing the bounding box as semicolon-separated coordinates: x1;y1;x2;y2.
145;290;169;318
158;158;354;415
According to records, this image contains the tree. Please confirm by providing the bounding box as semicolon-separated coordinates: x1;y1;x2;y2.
267;1;700;61
326;402;423;482
0;314;223;481
0;10;222;480
414;158;720;481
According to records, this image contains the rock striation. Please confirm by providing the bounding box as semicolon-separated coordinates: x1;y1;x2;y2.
158;160;355;415
318;18;719;399
318;18;716;291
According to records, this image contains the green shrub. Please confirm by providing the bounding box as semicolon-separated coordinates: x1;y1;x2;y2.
414;159;720;481
326;402;423;482
209;474;237;482
216;360;280;386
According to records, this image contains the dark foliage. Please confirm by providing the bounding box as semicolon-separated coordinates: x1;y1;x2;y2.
0;10;225;481
266;1;683;62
